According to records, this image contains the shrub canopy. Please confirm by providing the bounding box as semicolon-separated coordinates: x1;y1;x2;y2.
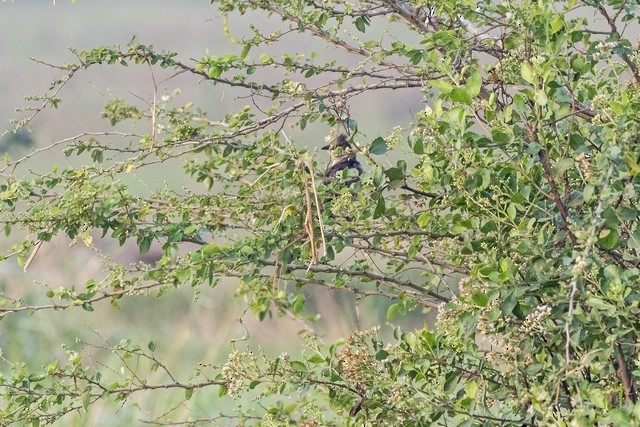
2;0;640;425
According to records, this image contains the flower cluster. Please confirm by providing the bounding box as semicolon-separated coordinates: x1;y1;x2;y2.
220;351;258;397
337;328;379;387
575;152;593;180
520;305;552;334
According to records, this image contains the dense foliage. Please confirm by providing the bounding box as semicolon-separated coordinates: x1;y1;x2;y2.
3;0;640;425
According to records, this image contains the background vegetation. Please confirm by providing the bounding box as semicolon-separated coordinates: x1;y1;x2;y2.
3;1;640;426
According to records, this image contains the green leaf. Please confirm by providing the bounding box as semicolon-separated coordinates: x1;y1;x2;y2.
624;152;640;176
28;373;47;382
307;355;325;364
185;388;194;400
240;43;251;59
375;350;389;360
450;87;472;105
218;384;228;397
373;194;386;219
369;137;388;155
466;70;482;97
292;294;305;315
451;224;468;234
83;388;91;411
597;228;620;250
429;79;453;94
610;101;622;115
500;290;519;315
417;212;430;228
521;62;535;84
465;380;477;398
410;135;424;154
534;90;548;106
174;268;191;282
550;14;564;34
384;167;404;182
387;303;399;320
587;297;616;315
472;293;488;307
137;236;151;255
290;361;307;373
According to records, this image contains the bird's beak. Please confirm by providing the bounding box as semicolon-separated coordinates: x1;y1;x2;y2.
321;145;329;150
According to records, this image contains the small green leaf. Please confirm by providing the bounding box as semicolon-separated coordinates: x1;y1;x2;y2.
290;361;307;373
369;137;388;155
500;290;519;315
375;350;389;360
83;388;91;411
412;137;424;154
534;90;548;106
28;373;47;383
587;297;616;315
292;295;305;315
597;228;620;250
240;43;251;59
373;194;386;219
450;87;472;105
387;303;399;320
384;167;404;182
521;62;535;84
137;236;151;255
466;70;482;97
218;384;228;397
429;79;453;94
472;293;488;307
417;212;430;228
465;380;478;397
307;355;325;364
174;268;191;282
185;388;194;400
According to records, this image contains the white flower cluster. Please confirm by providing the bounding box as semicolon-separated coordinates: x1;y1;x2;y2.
520;305;552;334
595;41;616;52
220;351;258;398
571;255;588;277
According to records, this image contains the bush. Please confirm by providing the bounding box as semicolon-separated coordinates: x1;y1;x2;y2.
2;1;640;425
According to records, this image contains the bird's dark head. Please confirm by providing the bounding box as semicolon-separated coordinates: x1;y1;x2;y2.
322;133;349;151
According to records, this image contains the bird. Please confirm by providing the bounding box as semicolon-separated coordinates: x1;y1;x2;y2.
322;134;363;179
